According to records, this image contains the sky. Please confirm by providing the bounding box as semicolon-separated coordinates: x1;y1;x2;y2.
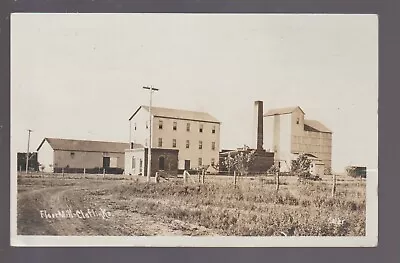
11;14;378;172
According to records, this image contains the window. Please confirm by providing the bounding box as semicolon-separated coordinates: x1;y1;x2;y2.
186;140;190;149
173;121;177;131
199;140;203;149
132;157;136;169
159;119;163;129
198;157;203;166
70;152;75;158
212;125;216;134
211;142;216;150
199;124;203;133
172;139;177;148
211;158;215;166
186;123;191;132
139;159;143;172
134;123;137;130
296;118;300;125
146;121;149;129
130;142;134;149
158;138;163;147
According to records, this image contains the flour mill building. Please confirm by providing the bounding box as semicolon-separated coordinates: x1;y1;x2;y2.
125;105;221;176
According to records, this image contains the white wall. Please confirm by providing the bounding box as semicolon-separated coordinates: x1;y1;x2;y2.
152;116;220;169
124;149;145;175
130;107;151;147
37;140;54;172
263;116;274;152
278;114;292;172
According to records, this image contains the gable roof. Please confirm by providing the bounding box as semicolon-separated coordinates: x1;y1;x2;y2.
264;106;305;116
304;119;332;133
37;138;139;153
129;105;220;124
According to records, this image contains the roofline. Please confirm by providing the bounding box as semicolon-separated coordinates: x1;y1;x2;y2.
128;106;143;121
303;125;333;134
37;137;130;152
263;106;306;117
153;115;221;124
129;106;221;124
53;149;127;154
36;138;47;151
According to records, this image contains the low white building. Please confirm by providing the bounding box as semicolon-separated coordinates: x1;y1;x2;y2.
36;138;129;173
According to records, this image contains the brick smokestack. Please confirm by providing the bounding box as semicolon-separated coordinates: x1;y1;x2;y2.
254;101;264;151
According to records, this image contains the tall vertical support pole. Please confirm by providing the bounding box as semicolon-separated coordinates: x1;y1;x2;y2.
143;86;159;183
25;129;33;174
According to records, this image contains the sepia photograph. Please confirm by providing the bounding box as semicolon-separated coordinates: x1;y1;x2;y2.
10;13;378;247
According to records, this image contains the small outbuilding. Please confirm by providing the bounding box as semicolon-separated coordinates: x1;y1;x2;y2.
124;147;179;177
37;138;130;174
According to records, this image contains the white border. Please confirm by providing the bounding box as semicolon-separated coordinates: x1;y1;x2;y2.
10;13;378;247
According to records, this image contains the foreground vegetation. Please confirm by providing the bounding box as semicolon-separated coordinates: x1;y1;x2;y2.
17;174;366;236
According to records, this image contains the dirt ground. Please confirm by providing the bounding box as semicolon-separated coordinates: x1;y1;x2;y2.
17;175;217;236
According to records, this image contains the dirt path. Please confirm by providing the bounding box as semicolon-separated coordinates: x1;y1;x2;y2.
17;178;216;236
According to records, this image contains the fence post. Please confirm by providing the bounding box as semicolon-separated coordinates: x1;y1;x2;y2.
183;170;187;184
276;172;280;192
103;168;105;180
198;171;201;183
83;168;86;175
331;173;336;197
201;169;205;184
155;172;159;183
62;168;64;178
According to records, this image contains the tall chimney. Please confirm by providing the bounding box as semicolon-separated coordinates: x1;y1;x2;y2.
254;101;264;151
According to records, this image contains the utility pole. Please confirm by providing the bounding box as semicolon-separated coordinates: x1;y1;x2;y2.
143;86;159;182
25;129;33;174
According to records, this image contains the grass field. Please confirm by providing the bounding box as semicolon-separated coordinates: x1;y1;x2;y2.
17;173;366;236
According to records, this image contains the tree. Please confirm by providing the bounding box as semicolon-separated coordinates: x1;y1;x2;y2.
291;153;311;178
223;150;256;176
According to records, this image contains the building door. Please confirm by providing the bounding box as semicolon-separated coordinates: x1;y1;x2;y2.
159;156;165;171
103;157;110;168
184;160;190;170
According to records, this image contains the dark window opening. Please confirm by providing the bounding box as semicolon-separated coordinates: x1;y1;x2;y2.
173;121;177;131
103;157;110;168
184;160;191;170
159;156;165;170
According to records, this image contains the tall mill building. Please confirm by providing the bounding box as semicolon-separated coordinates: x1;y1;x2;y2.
127;105;221;173
263;106;333;173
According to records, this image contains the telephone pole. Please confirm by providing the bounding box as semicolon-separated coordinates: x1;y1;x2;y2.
25;129;33;174
143;86;159;182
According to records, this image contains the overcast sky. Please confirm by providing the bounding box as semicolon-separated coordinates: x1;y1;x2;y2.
11;14;378;172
